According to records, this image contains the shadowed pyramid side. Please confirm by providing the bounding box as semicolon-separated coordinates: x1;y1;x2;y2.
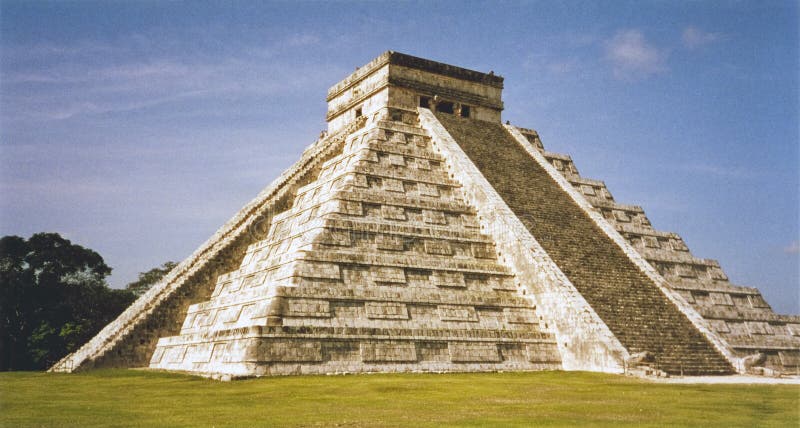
429;111;734;375
514;128;800;373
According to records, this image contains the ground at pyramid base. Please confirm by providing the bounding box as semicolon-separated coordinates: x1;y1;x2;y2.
51;51;799;379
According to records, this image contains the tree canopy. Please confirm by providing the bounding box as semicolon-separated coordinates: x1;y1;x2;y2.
0;233;135;371
125;261;177;297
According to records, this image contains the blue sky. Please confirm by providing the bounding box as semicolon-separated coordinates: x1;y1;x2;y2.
1;1;797;313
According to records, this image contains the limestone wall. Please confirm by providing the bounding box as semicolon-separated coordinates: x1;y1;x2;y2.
149;109;561;378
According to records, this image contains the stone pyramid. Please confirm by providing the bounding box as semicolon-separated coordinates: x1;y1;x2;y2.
52;52;799;378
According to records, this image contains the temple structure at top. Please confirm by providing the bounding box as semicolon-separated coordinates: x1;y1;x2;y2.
52;51;798;379
326;51;504;132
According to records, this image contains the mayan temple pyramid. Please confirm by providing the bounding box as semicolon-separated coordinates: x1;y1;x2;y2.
52;52;799;378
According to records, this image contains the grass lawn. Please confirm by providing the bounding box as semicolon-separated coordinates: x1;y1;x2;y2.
0;370;797;427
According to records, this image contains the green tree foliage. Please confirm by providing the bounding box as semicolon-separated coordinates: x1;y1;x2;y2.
0;233;136;371
125;261;177;297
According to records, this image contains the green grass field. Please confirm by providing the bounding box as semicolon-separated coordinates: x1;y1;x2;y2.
0;370;797;427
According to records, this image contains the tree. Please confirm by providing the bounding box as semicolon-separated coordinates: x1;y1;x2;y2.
0;233;135;371
125;261;177;297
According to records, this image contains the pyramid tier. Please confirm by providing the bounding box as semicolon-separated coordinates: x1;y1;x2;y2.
150;115;562;377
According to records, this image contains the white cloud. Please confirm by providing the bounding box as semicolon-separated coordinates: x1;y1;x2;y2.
784;241;800;255
604;29;667;80
682;26;723;50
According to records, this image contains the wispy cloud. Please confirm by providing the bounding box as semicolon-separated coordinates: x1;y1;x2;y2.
784;241;800;255
0;177;124;197
41;90;216;120
604;29;667;80
1;32;334;122
682;26;724;50
2;40;120;63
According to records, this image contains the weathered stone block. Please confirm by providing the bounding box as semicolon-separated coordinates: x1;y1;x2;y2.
460;214;480;228
336;200;364;216
242;273;267;288
778;351;800;367
504;308;537;324
150;348;165;365
211;343;230;363
449;342;501;362
188;344;214;363
709;292;734;306
673;264;696;278
166;346;187;364
361;341;417;362
746;322;772;335
296;262;341;280
257;340;323;362
612;210;631;222
471;243;495;259
643;236;660;248
376;234;405;251
438;305;478;322
432;271;465;288
319;230;352;246
364;302;409;319
423;210;447;225
220;306;244;323
373;266;406;284
526;344;561;363
417;182;439;196
387;153;406;166
284;299;331;318
388;132;408;145
383;178;405;193
424;239;452;255
488;277;517;291
381;205;407;221
351;174;369;187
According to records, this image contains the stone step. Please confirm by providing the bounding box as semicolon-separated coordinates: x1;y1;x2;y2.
361;140;443;161
156;325;556;346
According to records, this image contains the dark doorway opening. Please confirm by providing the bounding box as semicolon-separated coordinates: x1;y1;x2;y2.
436;101;454;114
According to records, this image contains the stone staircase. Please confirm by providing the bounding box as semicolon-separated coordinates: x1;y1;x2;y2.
434;113;733;375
